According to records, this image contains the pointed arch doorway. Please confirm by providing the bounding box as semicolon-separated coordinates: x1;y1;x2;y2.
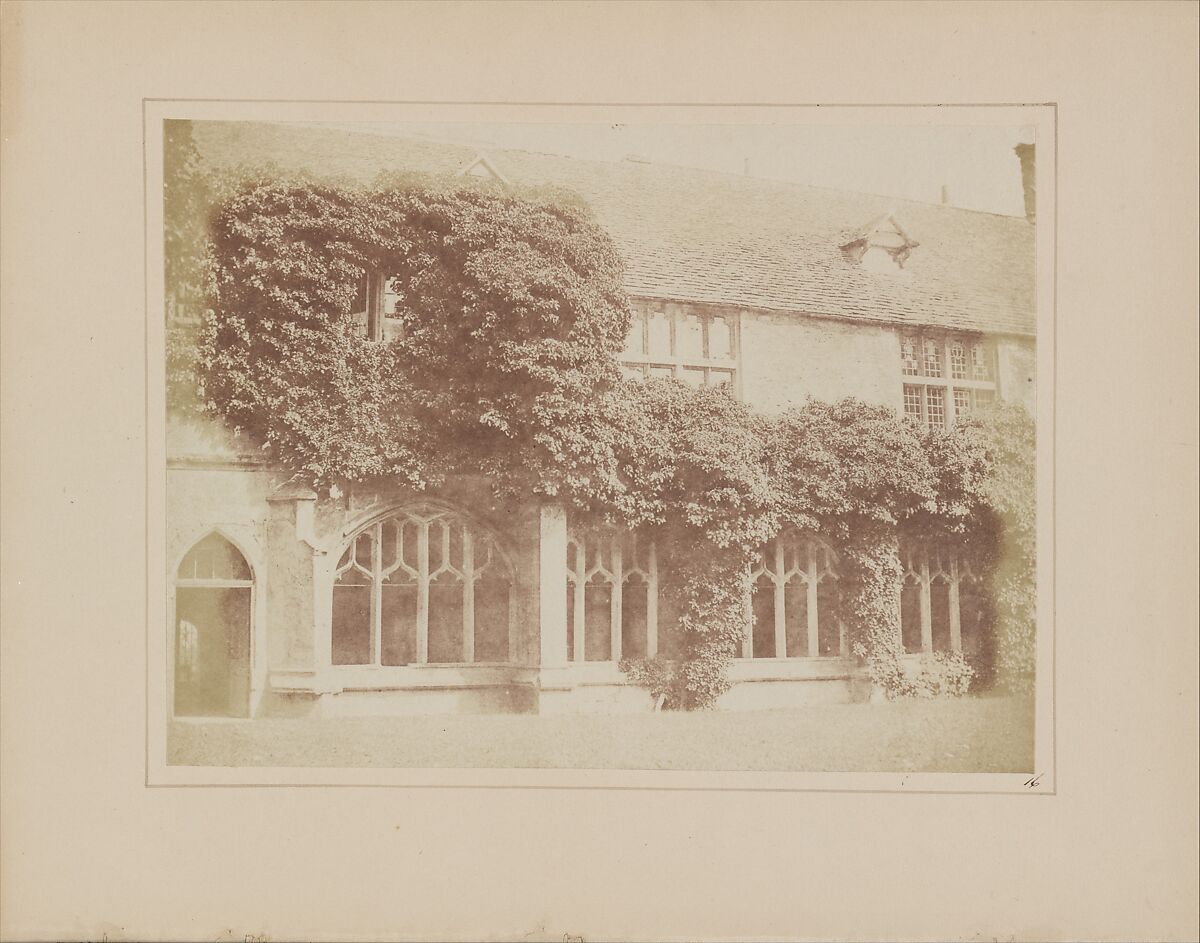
173;532;253;717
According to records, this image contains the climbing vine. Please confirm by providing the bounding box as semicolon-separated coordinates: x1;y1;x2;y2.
168;163;1036;708
967;402;1037;693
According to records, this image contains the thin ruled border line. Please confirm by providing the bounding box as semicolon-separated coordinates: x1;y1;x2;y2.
144;98;1056;106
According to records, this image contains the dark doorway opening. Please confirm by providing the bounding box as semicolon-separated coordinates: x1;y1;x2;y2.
174;587;251;717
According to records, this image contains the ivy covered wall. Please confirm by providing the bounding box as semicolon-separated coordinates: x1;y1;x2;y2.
164;125;1038;707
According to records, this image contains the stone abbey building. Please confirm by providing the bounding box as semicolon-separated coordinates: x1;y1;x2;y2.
165;122;1036;718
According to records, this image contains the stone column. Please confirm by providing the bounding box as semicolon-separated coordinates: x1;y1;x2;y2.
773;541;787;659
265;483;321;682
526;503;575;712
806;574;820;658
538;503;569;668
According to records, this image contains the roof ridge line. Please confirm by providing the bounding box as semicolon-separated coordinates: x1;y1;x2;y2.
270;119;1028;222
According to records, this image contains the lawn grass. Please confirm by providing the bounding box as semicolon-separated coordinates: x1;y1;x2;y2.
169;693;1034;772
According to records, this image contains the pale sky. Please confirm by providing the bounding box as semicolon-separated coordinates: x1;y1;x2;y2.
323;121;1035;217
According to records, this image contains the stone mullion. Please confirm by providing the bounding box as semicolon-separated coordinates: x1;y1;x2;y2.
943;336;959;428
919;550;933;654
773;541;787;659
416;521;430;664
371;523;383;666
462;529;475;664
573;555;586;664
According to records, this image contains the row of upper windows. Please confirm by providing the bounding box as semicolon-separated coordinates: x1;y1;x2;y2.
228;276;1006;423
899;331;998;429
620;302;737;388
900;332;994;382
619;302;1003;428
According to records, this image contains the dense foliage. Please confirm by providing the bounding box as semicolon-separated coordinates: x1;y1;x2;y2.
200;177;632;493
168;147;1037;707
969;403;1038;693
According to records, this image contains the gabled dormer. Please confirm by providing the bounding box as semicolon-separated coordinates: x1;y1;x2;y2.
459;153;511;187
840;213;920;273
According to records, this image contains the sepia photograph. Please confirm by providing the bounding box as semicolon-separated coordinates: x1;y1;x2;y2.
155;108;1051;779
4;3;1197;941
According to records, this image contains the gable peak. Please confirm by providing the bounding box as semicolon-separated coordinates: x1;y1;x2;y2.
459;153;511;186
840;212;920;272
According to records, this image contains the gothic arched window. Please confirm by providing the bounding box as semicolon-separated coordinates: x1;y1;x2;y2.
900;542;981;655
332;506;512;666
565;529;659;663
748;534;843;659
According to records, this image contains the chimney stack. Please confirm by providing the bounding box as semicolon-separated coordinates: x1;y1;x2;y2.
1013;142;1036;224
940;184;950;206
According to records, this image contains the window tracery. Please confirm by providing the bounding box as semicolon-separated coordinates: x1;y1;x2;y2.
332;506;512;665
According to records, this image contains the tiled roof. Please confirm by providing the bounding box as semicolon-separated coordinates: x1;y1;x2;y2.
192;121;1036;337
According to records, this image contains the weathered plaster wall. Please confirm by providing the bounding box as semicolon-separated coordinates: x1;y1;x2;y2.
166;413;263;465
739;310;901;413
166;414;277;603
166;466;277;582
997;336;1037;414
265;493;320;673
166;461;280;714
738;308;1036;419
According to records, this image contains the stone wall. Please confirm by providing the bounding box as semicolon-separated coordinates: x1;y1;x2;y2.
165;403;564;715
166;458;280;713
736;304;1037;418
163;307;1037;718
739;309;901;413
997;336;1037;413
